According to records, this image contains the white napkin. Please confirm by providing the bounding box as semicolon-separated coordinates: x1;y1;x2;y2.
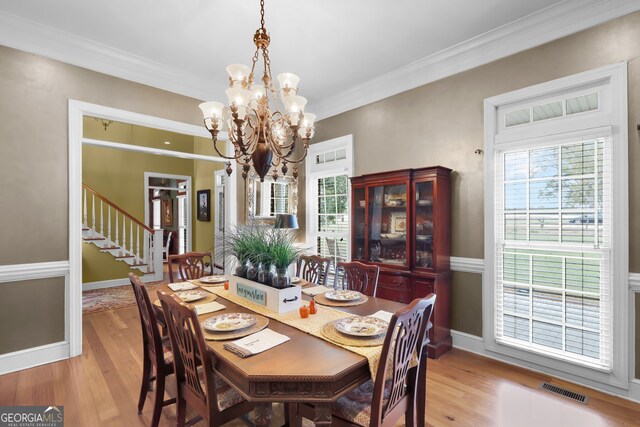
302;285;330;296
223;329;290;358
370;310;394;323
195;301;226;315
169;282;198;291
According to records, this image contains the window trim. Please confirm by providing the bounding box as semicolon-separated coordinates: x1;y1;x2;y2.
305;135;354;256
483;62;629;390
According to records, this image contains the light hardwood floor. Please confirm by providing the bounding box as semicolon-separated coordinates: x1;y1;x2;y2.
1;304;639;426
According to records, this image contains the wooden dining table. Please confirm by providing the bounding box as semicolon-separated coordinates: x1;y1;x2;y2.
158;280;408;426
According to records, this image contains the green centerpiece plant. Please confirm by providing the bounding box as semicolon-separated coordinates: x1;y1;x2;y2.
268;230;302;288
226;226;302;288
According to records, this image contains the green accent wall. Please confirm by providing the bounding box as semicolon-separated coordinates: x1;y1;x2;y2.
82;118;223;283
192;137;225;254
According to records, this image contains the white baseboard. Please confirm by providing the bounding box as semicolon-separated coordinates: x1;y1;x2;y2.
449;329;640;404
0;341;69;375
451;329;485;352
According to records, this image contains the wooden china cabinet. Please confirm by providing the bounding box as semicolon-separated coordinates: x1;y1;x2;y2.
350;166;452;358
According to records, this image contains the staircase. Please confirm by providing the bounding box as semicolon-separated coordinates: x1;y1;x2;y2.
82;184;163;281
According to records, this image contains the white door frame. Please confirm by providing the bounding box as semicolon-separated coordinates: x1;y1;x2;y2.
69;99;236;357
214;169;232;272
144;171;193;254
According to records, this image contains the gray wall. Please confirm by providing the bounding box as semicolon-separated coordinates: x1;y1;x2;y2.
311;13;640;353
0;45;204;354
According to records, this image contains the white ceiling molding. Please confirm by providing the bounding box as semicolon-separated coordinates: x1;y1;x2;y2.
309;0;640;120
0;1;639;116
0;11;222;101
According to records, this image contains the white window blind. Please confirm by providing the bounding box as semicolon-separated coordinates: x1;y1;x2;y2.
495;136;612;370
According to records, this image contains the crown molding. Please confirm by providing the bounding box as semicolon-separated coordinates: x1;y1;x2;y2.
0;11;224;102
1;1;638;115
309;0;640;120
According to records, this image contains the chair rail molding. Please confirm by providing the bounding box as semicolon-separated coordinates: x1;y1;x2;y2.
0;260;69;283
450;256;484;274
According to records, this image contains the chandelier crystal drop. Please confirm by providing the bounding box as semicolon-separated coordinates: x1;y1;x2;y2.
199;0;315;182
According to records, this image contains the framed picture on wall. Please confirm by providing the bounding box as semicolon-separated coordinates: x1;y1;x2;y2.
161;199;173;227
197;189;211;221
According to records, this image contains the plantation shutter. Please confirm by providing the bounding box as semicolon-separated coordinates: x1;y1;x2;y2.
494;136;612;370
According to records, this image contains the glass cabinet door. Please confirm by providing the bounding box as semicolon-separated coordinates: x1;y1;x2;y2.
352;187;366;260
414;180;434;269
367;183;408;267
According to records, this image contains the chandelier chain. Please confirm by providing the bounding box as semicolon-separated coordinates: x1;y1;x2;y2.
260;0;266;30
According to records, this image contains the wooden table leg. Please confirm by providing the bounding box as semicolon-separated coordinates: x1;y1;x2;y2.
254;402;272;427
314;403;332;426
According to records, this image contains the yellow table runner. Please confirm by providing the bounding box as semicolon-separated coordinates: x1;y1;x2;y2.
206;287;386;380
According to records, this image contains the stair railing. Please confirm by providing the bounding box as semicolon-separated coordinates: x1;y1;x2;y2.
82;183;163;277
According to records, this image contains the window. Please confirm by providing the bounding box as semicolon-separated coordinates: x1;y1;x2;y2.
306;135;354;284
496;137;611;369
269;182;289;216
484;63;628;388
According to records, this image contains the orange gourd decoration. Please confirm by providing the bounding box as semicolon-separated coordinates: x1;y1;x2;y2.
299;305;310;318
309;299;317;314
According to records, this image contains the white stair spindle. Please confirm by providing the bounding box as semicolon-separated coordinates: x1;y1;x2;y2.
83;189;87;227
130;221;134;253
122;214;126;255
143;229;149;266
115;210;119;247
91;194;96;233
100;200;104;236
136;225;140;261
107;206;112;242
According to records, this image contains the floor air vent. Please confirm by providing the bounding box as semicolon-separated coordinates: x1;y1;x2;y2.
538;382;589;404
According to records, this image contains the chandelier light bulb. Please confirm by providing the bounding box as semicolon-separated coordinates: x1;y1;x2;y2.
226;64;251;84
277;73;300;91
250;84;266;100
301;112;316;128
226;87;252;108
199;101;225;122
283;95;307;114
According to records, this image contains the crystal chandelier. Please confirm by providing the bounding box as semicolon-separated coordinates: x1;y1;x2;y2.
199;0;315;182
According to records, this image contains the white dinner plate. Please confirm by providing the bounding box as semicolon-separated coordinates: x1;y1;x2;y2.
291;276;302;284
199;275;228;284
324;290;363;302
334;316;389;337
174;289;208;302
202;313;257;332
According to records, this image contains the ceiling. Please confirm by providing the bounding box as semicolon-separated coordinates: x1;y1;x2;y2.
0;0;637;118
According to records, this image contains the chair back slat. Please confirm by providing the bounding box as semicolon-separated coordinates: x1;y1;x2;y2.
168;251;214;282
334;261;380;297
297;255;331;285
129;273;164;366
371;294;436;426
158;292;208;402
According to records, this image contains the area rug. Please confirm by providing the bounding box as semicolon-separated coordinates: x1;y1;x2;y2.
83;280;165;315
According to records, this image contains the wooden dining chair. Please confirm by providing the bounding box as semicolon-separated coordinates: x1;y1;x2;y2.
129;273;176;427
296;254;332;285
168;251;223;282
295;294;436;427
334;261;380;297
157;291;255;427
